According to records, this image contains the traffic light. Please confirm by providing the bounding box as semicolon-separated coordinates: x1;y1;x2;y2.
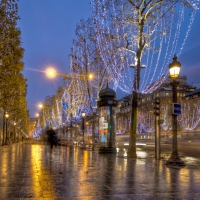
153;98;160;115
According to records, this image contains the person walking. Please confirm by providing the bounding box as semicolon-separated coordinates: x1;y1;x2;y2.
46;128;58;150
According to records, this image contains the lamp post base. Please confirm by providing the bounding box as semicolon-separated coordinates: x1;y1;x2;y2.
165;152;185;166
127;152;137;158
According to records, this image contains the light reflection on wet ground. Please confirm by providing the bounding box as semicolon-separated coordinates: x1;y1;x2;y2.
0;142;200;199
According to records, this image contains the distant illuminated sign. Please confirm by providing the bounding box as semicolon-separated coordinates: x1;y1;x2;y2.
103;123;108;129
172;103;181;115
62;102;68;108
99;106;110;143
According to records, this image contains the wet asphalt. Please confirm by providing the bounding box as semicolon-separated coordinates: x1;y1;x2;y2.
0;141;200;200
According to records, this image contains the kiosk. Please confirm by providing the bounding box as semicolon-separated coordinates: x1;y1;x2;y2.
97;85;118;153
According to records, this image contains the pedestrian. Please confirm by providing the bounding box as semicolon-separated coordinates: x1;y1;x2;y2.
46;128;58;150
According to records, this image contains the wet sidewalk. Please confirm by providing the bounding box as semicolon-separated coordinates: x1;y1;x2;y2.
0;142;200;200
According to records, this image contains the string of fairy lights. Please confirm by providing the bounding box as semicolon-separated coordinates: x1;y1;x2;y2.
35;0;200;137
91;0;199;94
178;100;200;131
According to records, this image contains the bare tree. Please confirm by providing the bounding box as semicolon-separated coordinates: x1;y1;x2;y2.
70;18;111;149
91;0;199;157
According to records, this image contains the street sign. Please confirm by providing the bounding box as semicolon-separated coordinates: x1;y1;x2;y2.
172;103;181;115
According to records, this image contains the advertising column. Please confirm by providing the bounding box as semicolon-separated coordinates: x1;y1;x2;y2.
98;86;118;153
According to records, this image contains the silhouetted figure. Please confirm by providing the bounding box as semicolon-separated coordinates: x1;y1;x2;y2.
46;128;58;150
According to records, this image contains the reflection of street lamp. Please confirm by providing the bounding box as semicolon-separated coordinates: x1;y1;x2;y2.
5;112;9;144
166;55;185;166
81;112;86;146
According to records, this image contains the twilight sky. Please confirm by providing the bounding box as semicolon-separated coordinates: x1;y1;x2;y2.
17;1;200;118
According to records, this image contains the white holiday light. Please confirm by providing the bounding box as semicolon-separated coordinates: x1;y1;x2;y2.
178;100;200;131
91;0;199;95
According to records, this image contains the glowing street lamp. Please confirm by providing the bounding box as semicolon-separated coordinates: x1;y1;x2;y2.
169;55;181;80
45;66;94;81
81;112;86;117
45;67;57;79
166;55;185;166
5;112;9;118
39;104;43;109
88;73;94;80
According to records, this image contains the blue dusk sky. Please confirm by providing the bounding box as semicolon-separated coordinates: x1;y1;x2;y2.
17;1;200;118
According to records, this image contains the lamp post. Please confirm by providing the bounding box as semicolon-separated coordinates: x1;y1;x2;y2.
13;121;16;143
5;112;9;144
81;111;86;146
62;123;66;139
38;104;45;133
166;55;185;166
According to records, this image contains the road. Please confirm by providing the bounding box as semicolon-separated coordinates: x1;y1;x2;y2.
141;139;200;157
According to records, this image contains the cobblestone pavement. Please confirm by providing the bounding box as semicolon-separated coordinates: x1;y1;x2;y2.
0;141;200;200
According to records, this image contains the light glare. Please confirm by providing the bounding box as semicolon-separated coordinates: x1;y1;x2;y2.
169;66;180;79
89;73;93;79
45;67;57;79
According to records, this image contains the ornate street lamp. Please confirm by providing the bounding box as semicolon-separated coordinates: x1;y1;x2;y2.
81;111;86;146
5;112;9;144
166;55;185;166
